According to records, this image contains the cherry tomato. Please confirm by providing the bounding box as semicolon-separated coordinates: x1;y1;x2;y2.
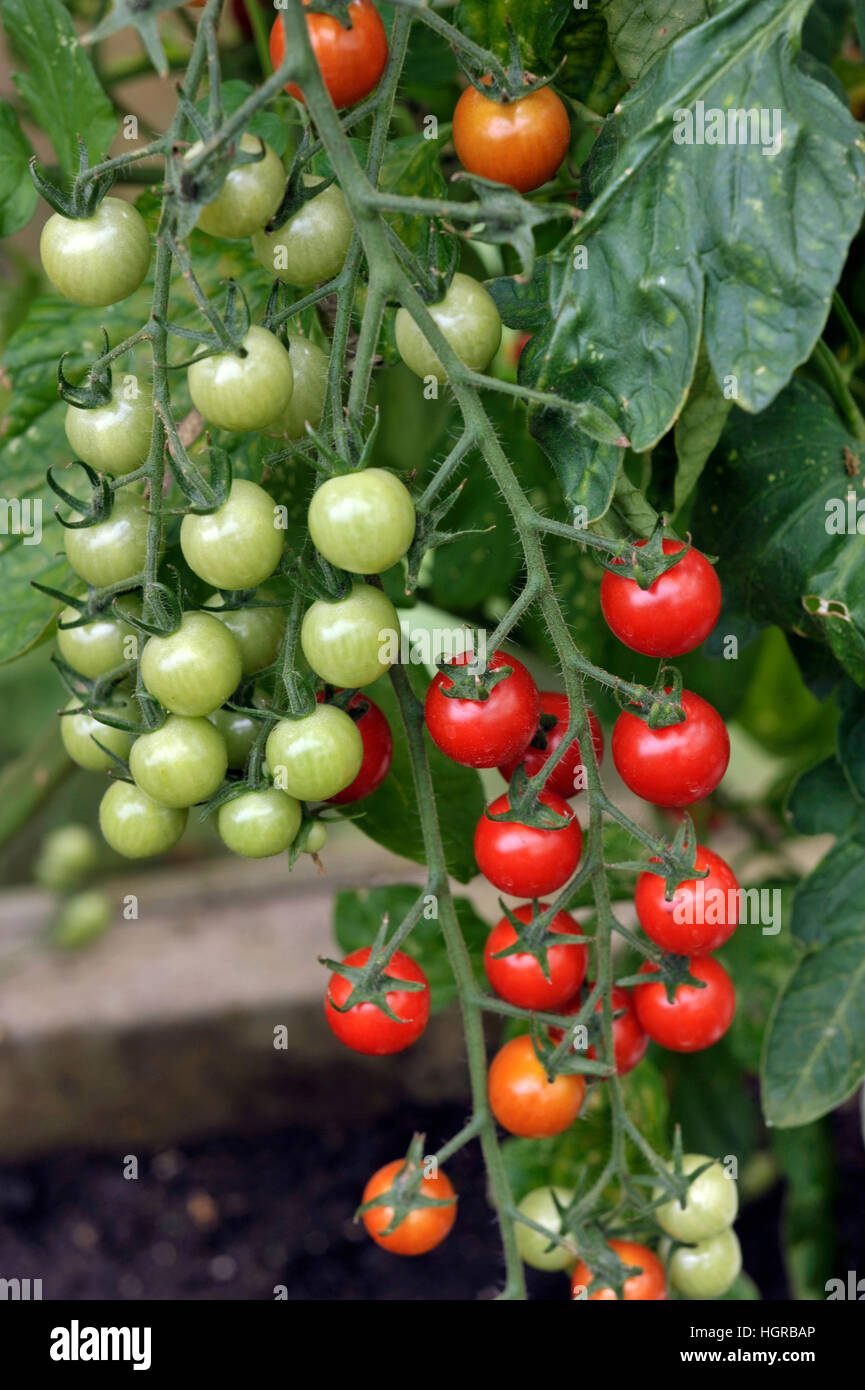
252;178;353;287
498;691;604;798
98;781;187;859
488;1034;584;1138
425;650;540;769
474;791;582;898
61;696;135;773
208;707;259;770
484;903;587;1011
300;582;398;687
321;693;393;804
217;787;302;857
270;0;388;108
325;946;430;1054
262;335;329;440
600;540;721;657
203;593;285;675
515;1186;576;1271
40;198;151;307
65;373;152;477
187;326;294;433
635;845;739;954
571;1239;667;1301
633;955;736;1053
34;824;100;891
654;1153;738;1243
550;984;648;1077
304;821;328;854
181;479;284;592
141;612;242;718
668;1227;741;1299
612;689;729;808
265;702;363;801
308;468;416;575
453;81;571;194
56;595;139;679
361;1159;456;1256
190;133;285;239
395;272;502;384
51;890;113;950
64;492;149;589
129;715;228;808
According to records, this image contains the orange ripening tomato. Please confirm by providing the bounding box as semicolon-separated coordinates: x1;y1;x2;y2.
488;1034;585;1138
453;81;571;193
270;0;388;108
571;1239;667;1300
361;1159;457;1256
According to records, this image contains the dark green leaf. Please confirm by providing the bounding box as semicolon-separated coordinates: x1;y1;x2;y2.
673;338;730;512
787;758;864;838
453;0;574;68
770;1121;837;1300
0;100;37;237
600;0;712;82
666;1041;760;1162
790;836;865;948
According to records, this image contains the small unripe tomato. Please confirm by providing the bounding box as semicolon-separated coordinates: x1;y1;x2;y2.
217;787;302;857
654;1153;739;1243
51;890;113;949
265;703;363;801
361;1159;456;1256
34;824;100;891
40;197;151;307
488;1034;584;1138
571;1239;667;1300
395;273;502;384
61;696;135;773
56;595;140;679
453;82;571;194
181;479;284;591
129;715;228;808
140;612;242;718
304;820;328;854
65;374;152;477
252;178;353;287
208;707;259;770
515;1186;576;1271
669;1227;742;1300
308;468;416;575
262;335;328;440
203;593;285;675
301;582;399;688
190;133;285;238
187;326;294;433
98;781;188;859
64;493;149;589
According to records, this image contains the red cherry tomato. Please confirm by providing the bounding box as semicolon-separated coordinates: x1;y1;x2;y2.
612;689;729;807
488;1034;585;1138
474;791;582;897
635;845;740;954
318;691;393;804
452;81;571;194
425;649;540;769
550;984;648;1077
633;955;735;1053
498;691;604;798
270;0;388;108
600;539;721;657
325;946;430;1055
362;1159;456;1255
484;902;587;1011
571;1239;667;1300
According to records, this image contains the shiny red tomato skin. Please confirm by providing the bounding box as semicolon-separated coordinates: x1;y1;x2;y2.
635;845;740;954
571;1239;667;1300
600;539;721;657
452;82;571;194
612;689;729;808
361;1160;457;1256
318;692;393;804
499;692;604;798
474;791;582;898
271;0;388;108
425;650;540;769
325;946;430;1055
484;903;587;1011
488;1034;585;1138
633;955;736;1053
550;984;648;1077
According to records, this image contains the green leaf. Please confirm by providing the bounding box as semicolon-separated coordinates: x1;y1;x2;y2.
488;259;551;333
718;892;799;1075
453;0;574;68
3;0;116;177
198;81;291;158
0;100;37;237
600;0;712;82
380;132;449;251
333;884;489;1013
770;1121;837;1300
787;759;864;838
790;836;865;949
552;6;627;113
673;338;730;512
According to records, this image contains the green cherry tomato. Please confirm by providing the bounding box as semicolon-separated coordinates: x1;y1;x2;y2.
34;824;100;891
217;787;302;857
180;478;284;590
64;492;149;589
65;373;152;477
515;1187;576;1271
301;582;399;687
56;595;140;679
395;272;502;384
187;326;294;433
99;780;188;859
40;197;151;307
304;820;328;854
265;703;363;801
251;178;353;287
203;593;285;675
61;696;135;773
191;133;285;238
141;612;242;717
208;707;259;769
262;335;329;440
307;468;416;575
669;1227;742;1300
51;890;113;949
654;1154;739;1244
129;715;228;808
